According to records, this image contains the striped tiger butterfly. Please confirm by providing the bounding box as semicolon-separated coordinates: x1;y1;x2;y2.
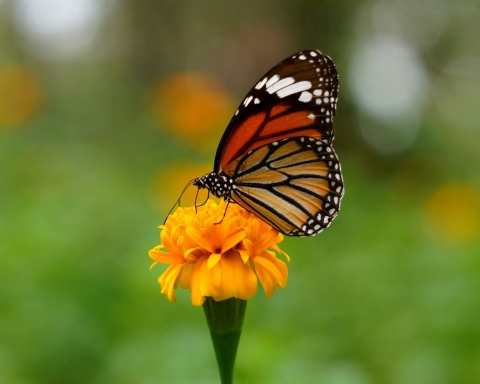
191;49;344;237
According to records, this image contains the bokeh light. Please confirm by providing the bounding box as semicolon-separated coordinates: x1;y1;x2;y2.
349;36;427;154
425;183;480;242
0;64;42;127
149;72;235;150
12;0;109;60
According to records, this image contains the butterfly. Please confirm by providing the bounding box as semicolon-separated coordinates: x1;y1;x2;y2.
192;49;344;237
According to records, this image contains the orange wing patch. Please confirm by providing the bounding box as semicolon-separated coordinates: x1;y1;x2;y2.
278;161;330;177
270;103;290;117
270;150;319;168
235;166;288;184
262;110;315;137
291;178;331;195
268;140;302;162
220;111;266;170
233;187;309;229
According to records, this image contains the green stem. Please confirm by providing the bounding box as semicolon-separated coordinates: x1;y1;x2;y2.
203;297;247;384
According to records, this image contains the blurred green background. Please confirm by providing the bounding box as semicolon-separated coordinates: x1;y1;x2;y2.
1;0;480;383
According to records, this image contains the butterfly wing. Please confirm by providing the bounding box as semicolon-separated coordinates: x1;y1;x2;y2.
229;137;344;236
214;49;339;175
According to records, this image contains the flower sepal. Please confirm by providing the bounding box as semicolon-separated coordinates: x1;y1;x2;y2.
203;297;247;384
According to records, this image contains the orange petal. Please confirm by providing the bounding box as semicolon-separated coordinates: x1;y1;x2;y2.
255;228;280;255
149;249;185;264
221;229;246;253
207;253;221;269
253;252;288;297
199;256;212;297
184;247;203;262
238;249;250;264
214;254;257;301
186;227;215;254
161;230;177;253
207;261;222;297
205;217;229;246
177;262;194;288
254;263;277;298
243;238;254;256
271;242;290;262
159;264;183;302
190;256;207;306
253;256;283;283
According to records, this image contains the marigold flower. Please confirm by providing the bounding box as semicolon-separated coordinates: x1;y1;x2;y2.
149;200;289;306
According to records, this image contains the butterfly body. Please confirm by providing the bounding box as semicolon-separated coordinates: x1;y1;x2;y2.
192;49;344;237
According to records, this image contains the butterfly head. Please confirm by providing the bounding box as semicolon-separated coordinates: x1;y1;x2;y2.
194;172;234;200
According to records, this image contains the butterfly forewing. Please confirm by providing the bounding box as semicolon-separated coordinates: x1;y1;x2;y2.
229;137;344;237
214;49;340;173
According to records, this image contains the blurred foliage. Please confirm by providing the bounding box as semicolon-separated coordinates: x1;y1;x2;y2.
0;0;479;383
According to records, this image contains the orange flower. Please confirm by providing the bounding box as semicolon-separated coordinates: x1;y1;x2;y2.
149;200;289;306
0;64;43;127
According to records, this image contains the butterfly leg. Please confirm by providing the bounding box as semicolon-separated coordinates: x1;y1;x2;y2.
195;189;210;213
214;200;231;226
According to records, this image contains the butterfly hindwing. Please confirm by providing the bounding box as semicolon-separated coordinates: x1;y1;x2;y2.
228;137;344;237
214;49;340;173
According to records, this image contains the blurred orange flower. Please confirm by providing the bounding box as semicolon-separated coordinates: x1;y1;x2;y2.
149;72;235;146
149;200;289;306
150;161;213;212
0;64;43;128
425;183;480;242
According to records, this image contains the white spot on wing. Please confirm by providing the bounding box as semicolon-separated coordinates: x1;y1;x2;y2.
276;81;312;98
266;75;280;88
314;90;322;96
299;91;312;102
310;51;318;57
299;55;307;60
254;98;260;104
255;77;267;89
244;95;253;107
308;113;315;119
266;77;295;94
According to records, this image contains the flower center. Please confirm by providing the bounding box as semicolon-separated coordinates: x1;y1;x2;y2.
215;247;221;254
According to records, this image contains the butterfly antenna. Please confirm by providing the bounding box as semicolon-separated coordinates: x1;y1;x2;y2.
163;179;195;224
